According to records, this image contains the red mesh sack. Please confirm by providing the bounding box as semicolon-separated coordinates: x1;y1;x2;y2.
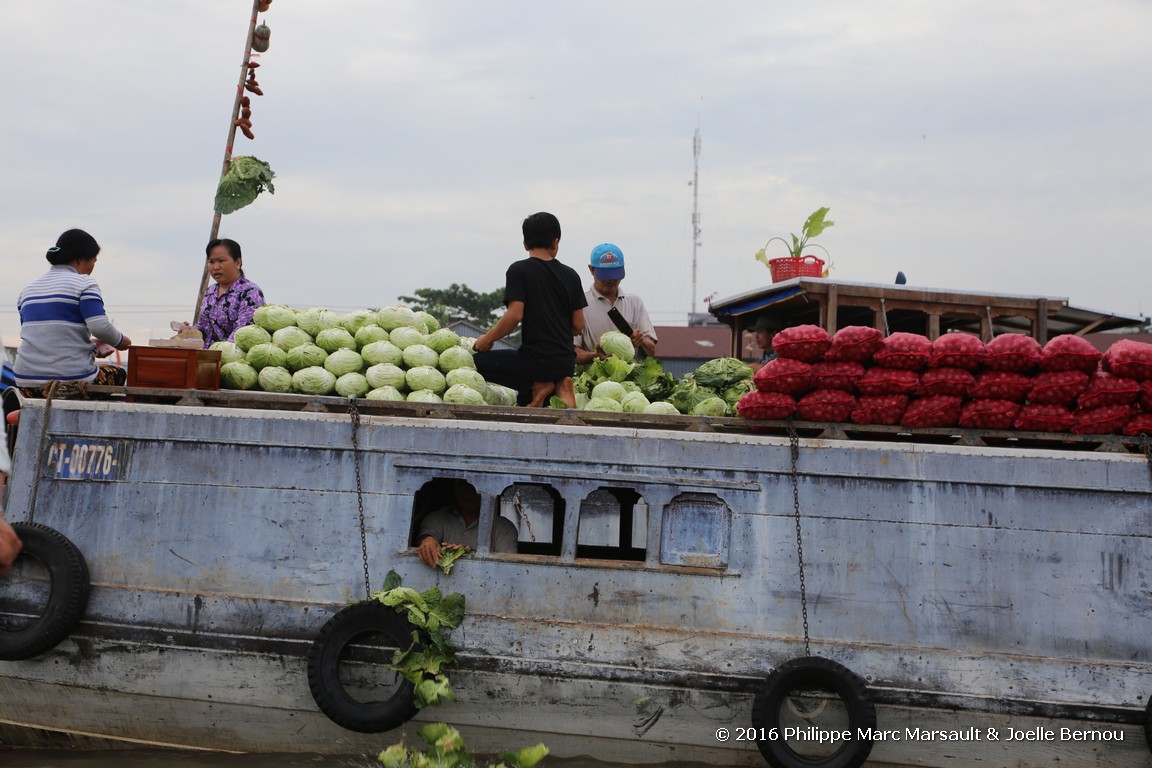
1141;380;1152;411
873;332;932;370
1041;334;1101;373
825;325;884;364
1027;370;1090;406
984;334;1042;373
959;399;1021;430
929;334;986;371
970;371;1032;402
753;358;812;395
856;367;920;396
772;324;832;363
1076;372;1141;409
1015;404;1074;433
1102;339;1152;381
809;361;865;392
737;390;796;420
851;394;908;425
1072;405;1134;435
1122;413;1152;436
796;389;856;422
919;367;975;397
901;395;962;428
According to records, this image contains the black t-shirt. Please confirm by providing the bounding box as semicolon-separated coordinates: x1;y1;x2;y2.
504;256;587;377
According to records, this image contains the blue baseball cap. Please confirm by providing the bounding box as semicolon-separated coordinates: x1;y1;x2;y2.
590;243;625;280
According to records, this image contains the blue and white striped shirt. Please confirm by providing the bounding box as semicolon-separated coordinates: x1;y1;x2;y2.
14;265;125;386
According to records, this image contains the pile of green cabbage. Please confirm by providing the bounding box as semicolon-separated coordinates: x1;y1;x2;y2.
566;335;753;417
216;303;519;406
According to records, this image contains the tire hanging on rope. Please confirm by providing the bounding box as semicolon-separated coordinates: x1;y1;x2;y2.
306;600;419;733
747;425;875;768
751;656;876;768
0;522;90;660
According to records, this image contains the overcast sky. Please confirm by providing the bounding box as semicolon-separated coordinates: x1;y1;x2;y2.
1;1;1149;347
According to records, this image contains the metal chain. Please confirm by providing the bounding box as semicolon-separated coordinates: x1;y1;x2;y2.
348;400;371;600
786;421;811;657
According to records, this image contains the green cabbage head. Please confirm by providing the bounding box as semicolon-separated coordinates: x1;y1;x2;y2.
407;389;443;403
402;344;439;369
424;328;461;353
643;401;680;415
360;340;404;367
335;372;371;398
221;361;259;390
443;384;486;405
253;304;297;332
415;311;441;332
599;331;635;361
483;383;519;407
377;304;421;331
445;367;487;393
315;327;357;353
365;363;407;391
585;396;624;412
233;325;272;352
341;309;377;335
405;365;446;394
292;366;336;395
285;343;328;372
438;346;475;372
591;380;627;402
690;396;730;417
388;326;426;350
621;391;651;413
209;341;246;366
324;348;364;376
246;342;288;371
366;386;405;401
354;324;389;348
257;366;294;393
272;326;313;351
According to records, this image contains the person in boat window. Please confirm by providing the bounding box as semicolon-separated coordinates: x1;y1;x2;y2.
747;315;782;372
13;229;132;394
195;238;265;348
473;212;587;408
574;243;658;364
416;479;518;568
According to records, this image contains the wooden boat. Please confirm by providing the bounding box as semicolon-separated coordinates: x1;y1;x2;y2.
1;380;1150;767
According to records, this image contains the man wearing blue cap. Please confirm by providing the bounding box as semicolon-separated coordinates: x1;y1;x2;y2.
575;243;658;364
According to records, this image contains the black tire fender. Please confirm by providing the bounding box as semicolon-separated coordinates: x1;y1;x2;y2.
306;600;419;733
0;522;91;660
751;656;876;768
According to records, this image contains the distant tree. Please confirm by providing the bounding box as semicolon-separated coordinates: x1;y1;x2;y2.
398;283;505;330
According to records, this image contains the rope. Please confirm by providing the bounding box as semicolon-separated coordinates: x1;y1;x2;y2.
348;399;371;600
26;381;89;523
985;305;996;339
879;297;890;337
786;421;811;657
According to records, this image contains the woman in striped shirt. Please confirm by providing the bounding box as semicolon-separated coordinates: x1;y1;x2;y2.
14;229;132;393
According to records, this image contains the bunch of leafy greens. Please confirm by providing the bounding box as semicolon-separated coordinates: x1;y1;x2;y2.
371;570;466;708
692;357;753;391
379;723;549;768
437;544;470;575
214;156;276;215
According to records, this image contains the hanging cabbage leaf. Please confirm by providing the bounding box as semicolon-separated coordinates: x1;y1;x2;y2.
214;156;276;215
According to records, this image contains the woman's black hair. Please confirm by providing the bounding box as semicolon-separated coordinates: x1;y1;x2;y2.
206;238;244;276
47;228;100;265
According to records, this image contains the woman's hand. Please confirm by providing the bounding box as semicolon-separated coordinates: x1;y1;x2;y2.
417;535;442;568
0;515;22;578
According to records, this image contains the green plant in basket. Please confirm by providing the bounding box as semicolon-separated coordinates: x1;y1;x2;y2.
754;206;835;263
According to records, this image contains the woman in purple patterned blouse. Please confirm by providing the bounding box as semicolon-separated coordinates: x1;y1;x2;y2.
197;238;265;347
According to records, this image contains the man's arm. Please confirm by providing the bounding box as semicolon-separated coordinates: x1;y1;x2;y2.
631;329;657;359
571;308;586;336
473;301;524;353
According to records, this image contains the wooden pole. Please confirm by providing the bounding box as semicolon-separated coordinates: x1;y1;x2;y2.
193;0;263;324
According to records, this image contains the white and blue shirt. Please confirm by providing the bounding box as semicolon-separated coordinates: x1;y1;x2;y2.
14;265;125;386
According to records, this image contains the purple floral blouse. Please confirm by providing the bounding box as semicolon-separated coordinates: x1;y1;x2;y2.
197;275;265;347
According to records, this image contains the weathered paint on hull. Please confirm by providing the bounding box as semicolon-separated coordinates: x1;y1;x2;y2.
0;397;1150;766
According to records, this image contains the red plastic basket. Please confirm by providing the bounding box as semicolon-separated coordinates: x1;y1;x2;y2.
769;255;825;282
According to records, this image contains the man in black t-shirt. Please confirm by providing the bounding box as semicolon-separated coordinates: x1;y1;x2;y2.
474;212;587;407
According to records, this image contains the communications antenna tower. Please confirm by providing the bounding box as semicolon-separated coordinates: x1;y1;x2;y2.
690;129;702;317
